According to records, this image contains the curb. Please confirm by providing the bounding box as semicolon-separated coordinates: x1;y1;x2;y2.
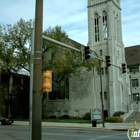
110;128;128;131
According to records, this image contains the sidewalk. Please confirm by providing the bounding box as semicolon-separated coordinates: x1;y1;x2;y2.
13;121;139;131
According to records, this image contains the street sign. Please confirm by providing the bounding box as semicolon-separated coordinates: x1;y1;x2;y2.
91;108;102;120
89;54;102;61
90;54;98;59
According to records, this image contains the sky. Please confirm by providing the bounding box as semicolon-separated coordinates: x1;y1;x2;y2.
0;0;140;47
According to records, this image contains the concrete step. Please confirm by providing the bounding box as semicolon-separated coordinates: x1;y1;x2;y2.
124;111;140;122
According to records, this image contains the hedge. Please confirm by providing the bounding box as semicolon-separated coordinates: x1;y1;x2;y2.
105;116;123;123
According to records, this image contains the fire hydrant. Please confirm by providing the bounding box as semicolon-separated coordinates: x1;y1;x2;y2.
134;121;137;129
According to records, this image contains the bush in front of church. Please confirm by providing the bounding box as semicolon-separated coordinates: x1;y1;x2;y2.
105;116;123;123
113;111;125;117
83;112;91;120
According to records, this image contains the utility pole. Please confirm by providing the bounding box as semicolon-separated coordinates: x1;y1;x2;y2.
99;61;105;127
90;51;105;127
32;0;43;140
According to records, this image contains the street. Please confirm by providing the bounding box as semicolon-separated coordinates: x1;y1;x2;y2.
0;125;130;140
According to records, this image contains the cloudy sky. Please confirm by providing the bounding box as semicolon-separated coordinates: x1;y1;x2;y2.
0;0;140;47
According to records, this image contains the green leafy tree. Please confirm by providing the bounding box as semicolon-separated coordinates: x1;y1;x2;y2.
0;18;32;73
0;20;98;78
0;19;32;118
4;82;29;119
42;25;99;83
0;19;99;118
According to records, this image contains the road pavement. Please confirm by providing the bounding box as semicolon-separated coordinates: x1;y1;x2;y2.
0;125;129;140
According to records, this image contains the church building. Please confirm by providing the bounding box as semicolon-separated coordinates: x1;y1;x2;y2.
87;0;129;116
44;0;130;119
0;1;138;121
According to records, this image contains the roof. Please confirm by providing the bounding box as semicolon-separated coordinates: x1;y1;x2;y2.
125;45;140;66
68;38;86;50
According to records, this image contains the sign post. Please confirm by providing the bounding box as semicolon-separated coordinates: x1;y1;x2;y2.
91;108;102;127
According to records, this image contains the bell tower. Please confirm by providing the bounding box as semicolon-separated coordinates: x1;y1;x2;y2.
87;0;129;116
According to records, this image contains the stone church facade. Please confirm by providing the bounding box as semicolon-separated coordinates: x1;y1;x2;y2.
44;0;130;118
87;0;129;116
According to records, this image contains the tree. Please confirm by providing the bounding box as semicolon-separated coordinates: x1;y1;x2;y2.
0;19;32;118
42;25;98;83
4;81;29;119
0;18;32;74
0;19;99;118
0;20;98;79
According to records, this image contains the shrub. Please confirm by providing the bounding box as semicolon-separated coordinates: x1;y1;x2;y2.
83;112;91;120
105;116;123;123
61;115;69;119
113;111;125;117
69;116;75;120
49;115;57;119
74;116;83;120
69;116;82;120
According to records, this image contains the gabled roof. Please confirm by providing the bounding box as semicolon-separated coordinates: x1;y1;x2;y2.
125;45;140;66
68;38;86;50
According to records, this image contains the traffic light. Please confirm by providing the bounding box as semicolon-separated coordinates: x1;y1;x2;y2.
43;70;52;92
105;55;111;67
84;46;90;60
122;63;126;73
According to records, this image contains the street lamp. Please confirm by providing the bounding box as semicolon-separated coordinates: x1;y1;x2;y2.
92;51;105;127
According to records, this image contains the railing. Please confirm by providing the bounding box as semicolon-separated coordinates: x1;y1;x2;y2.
122;102;128;112
120;109;133;121
120;103;139;121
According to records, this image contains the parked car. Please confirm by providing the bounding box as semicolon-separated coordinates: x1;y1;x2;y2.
0;116;14;125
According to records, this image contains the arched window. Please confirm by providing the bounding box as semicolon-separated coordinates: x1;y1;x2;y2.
102;11;108;40
94;13;99;42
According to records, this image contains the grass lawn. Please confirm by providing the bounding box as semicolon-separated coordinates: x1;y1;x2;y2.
16;119;103;124
42;119;91;124
16;118;92;123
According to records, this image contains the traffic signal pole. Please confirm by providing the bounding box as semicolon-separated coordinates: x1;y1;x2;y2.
91;51;105;128
42;35;81;52
30;23;82;140
109;63;120;69
99;60;105;127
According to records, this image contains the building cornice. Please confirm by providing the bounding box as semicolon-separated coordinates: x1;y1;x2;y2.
87;0;121;10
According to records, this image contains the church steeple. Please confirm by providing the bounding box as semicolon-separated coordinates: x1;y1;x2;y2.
87;0;129;116
88;0;123;47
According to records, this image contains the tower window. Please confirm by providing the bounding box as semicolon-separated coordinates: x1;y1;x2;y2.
105;68;108;74
133;93;139;102
102;11;108;40
104;92;107;99
100;50;102;56
94;13;99;42
132;79;139;87
129;67;139;73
